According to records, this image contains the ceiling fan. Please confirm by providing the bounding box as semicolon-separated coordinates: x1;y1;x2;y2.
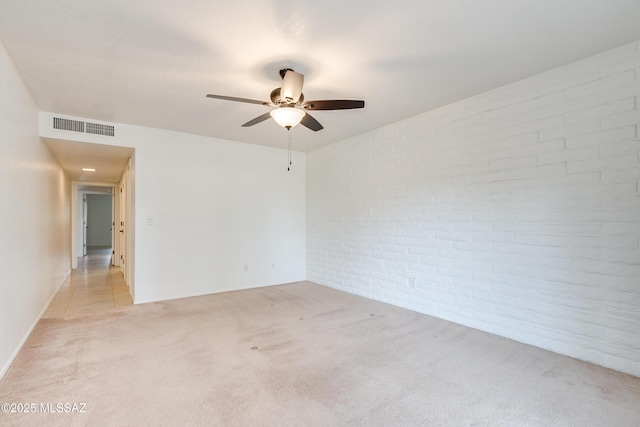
206;69;365;131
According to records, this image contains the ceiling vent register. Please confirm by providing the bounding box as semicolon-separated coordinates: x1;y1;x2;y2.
53;117;115;137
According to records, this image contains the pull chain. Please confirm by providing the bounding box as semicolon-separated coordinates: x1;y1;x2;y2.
287;130;292;171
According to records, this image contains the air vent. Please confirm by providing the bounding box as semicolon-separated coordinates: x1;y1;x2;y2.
53;117;84;133
86;122;115;137
53;117;115;137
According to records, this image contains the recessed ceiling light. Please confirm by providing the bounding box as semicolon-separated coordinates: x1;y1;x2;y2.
82;168;96;172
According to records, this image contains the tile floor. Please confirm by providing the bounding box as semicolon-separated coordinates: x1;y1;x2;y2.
43;246;132;319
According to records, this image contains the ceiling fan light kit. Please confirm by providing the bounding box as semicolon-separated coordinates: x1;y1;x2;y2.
206;68;365;132
270;106;306;129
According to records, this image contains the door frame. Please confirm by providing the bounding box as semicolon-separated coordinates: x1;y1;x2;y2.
82;193;88;256
118;175;127;279
72;182;116;268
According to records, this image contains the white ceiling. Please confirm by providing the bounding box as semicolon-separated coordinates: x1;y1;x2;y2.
42;138;133;183
3;1;640;160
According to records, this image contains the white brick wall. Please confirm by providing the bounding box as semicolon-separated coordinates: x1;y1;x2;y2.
306;41;640;377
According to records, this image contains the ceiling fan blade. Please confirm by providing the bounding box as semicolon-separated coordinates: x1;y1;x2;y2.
281;70;304;103
301;100;365;110
206;94;272;106
242;112;272;127
300;112;323;132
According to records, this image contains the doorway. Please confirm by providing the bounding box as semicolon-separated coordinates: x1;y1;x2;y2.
84;193;113;257
77;185;114;263
41;137;135;303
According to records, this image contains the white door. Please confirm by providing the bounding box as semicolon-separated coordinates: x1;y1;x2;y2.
111;191;116;266
82;194;88;256
119;177;126;278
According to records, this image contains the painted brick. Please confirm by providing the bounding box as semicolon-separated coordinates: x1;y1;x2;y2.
601;109;640;129
306;42;640;378
565;97;636;124
538;118;602;142
600;138;640;157
601;168;640;184
565;125;637;149
564;70;636;100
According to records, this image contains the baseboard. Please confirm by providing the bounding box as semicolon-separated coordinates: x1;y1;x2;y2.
0;269;71;382
132;280;300;305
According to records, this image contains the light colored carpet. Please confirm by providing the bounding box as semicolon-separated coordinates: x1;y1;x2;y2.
1;281;639;426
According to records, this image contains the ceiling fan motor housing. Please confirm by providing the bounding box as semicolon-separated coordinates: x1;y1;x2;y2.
270;87;304;106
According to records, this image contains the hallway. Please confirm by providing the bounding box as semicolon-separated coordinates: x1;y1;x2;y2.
43;247;132;319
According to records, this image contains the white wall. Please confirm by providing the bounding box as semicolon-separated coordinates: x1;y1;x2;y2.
86;194;112;246
0;42;71;379
132;130;306;303
40;114;306;304
307;42;640;377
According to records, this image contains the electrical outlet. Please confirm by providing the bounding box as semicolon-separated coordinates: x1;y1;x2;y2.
243;265;248;272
